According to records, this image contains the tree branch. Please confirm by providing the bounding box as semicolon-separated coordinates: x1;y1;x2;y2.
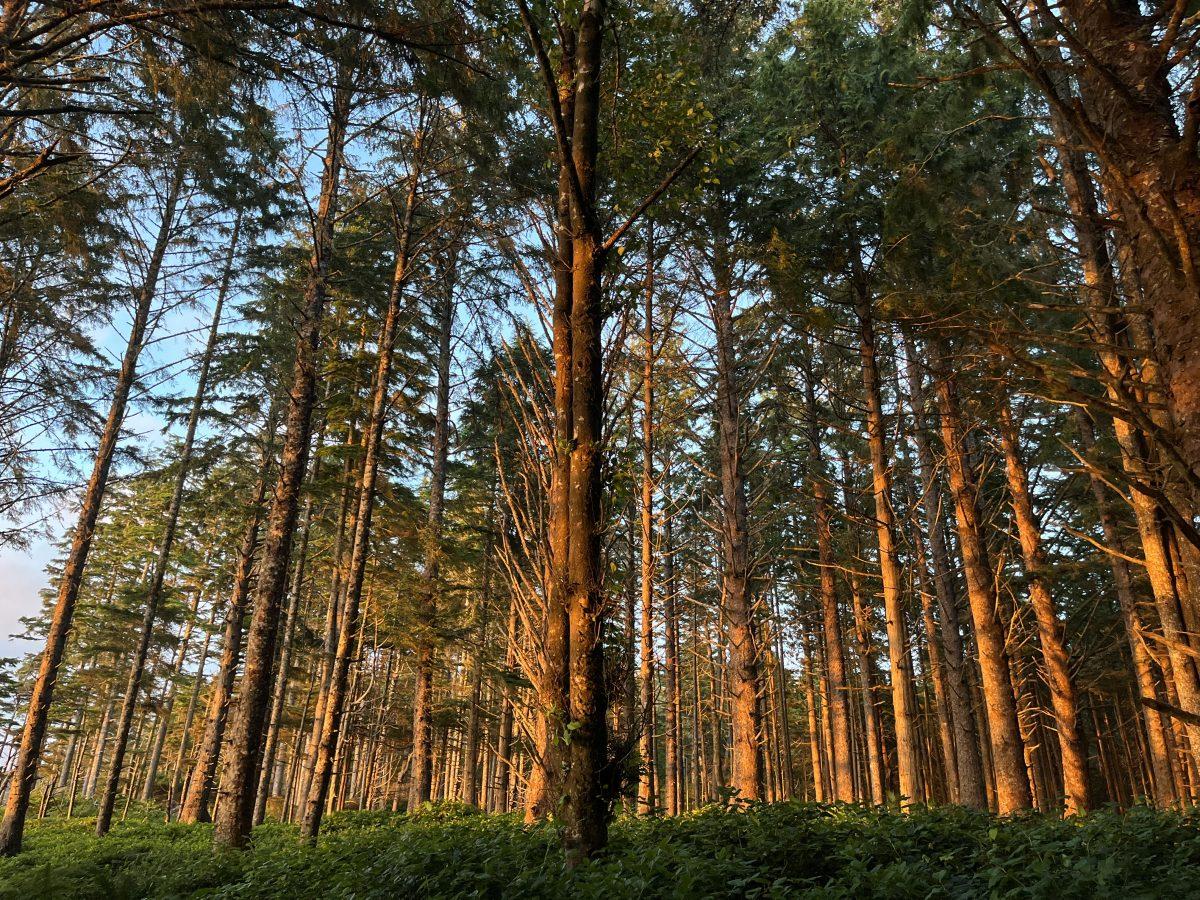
602;145;701;253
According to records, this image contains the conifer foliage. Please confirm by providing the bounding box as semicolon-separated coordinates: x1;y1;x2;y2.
2;0;1200;871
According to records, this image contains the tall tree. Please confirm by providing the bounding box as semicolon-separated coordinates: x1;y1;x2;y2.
211;67;352;851
0;150;184;855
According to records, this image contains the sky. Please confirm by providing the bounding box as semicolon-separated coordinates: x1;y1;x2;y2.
0;190;224;662
0;89;534;673
0;537;50;658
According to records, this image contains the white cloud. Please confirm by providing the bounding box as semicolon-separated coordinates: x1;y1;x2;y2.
0;538;51;658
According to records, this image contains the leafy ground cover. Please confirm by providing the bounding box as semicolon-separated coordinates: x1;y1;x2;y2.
0;801;1196;899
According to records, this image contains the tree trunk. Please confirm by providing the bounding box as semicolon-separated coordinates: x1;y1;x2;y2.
847;556;886;805
802;628;824;802
179;415;276;824
407;225;453;819
513;0;615;861
297;413;359;812
1053;109;1200;765
638;230;657;814
461;509;494;809
491;595;518;813
805;373;854;801
524;30;578;821
0;162;182;856
167;601;218;818
932;348;1032;813
55;704;84;791
1053;3;1200;478
891;377;960;803
97;200;232;835
558;0;611;863
854;288;922;807
253;500;311;826
305;158;419;842
139;586;202;804
711;227;762;804
213;83;349;850
901;332;986;808
84;694;115;800
460;647;484;807
997;398;1091;813
1075;410;1176;805
914;559;957;804
662;508;681;815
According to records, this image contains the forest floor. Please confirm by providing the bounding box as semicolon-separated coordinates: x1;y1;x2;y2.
0;800;1196;898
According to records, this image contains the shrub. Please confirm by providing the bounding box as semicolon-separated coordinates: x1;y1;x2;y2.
0;802;1196;898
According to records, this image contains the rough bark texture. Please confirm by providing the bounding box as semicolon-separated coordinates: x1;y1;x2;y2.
933;348;1032;814
253;499;310;826
855;291;922;806
998;399;1091;813
559;0;611;863
523;31;577;822
307;165;419;839
711;229;762;804
1053;115;1200;761
638;234;656;814
1055;2;1200;479
902;332;986;809
0;164;181;856
212;85;348;850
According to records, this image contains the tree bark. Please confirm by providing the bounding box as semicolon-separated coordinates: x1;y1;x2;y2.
638;229;657;814
711;227;762;804
253;496;311;826
305;158;420;841
558;0;611;863
490;594;518;813
854;288;922;807
84;694;115;800
407;220;452;819
1053;3;1200;478
847;548;886;805
139;585;202;804
461;501;495;808
1053;108;1200;766
97;200;233;835
167;600;218;818
213;81;349;850
0;161;182;855
1075;410;1176;805
901;332;986;809
524;27;577;822
179;415;275;824
997;398;1091;813
932;347;1032;813
805;373;854;802
662;508;681;815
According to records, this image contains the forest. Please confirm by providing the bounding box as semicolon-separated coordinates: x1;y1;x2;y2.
0;0;1199;896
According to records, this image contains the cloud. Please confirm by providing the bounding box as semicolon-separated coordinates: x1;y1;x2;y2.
0;538;51;657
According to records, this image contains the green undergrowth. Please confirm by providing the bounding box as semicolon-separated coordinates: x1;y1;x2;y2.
0;801;1197;898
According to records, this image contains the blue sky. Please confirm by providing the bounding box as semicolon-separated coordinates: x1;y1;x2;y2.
0;194;236;659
